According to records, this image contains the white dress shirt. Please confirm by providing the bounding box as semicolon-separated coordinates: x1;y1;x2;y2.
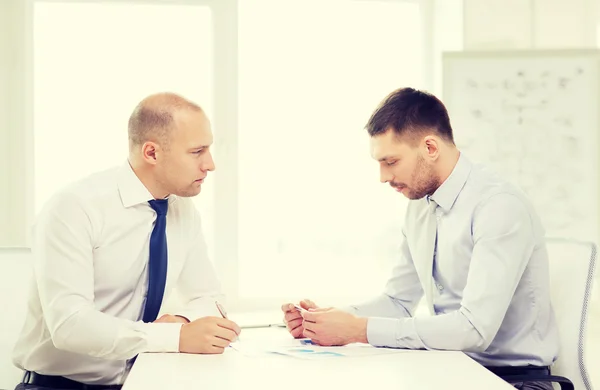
12;161;223;385
347;153;559;367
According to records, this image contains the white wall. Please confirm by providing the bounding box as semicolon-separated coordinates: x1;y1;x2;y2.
463;0;598;49
0;251;31;389
0;0;29;249
0;1;12;248
432;0;463;95
1;1;35;386
1;3;27;388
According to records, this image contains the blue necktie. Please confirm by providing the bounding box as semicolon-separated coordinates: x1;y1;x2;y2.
143;199;169;323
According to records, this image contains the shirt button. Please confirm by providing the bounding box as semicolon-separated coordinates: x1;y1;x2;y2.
437;284;444;291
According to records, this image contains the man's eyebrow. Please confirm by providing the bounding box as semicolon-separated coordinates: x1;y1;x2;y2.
188;145;210;150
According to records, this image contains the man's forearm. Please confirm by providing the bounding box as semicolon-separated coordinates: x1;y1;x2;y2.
345;293;414;319
50;308;183;359
366;307;487;351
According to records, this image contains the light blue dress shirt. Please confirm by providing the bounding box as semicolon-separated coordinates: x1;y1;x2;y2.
348;153;559;367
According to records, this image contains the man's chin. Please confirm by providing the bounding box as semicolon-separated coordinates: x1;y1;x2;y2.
173;187;202;198
403;191;427;200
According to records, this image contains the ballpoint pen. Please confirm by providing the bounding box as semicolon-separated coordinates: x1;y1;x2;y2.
216;301;239;341
293;304;306;312
215;300;228;318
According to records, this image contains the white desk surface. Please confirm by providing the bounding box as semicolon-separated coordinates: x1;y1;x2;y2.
123;327;513;390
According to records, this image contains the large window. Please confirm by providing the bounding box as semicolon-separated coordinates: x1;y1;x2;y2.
237;0;424;307
32;0;429;310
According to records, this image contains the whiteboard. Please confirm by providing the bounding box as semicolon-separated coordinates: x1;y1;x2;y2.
443;50;600;243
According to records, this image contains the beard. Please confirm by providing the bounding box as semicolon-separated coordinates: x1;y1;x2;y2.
391;155;440;200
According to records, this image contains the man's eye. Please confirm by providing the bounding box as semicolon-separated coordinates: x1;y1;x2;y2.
386;161;397;166
194;149;204;154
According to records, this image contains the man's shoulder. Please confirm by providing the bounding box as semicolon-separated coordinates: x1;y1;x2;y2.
463;163;543;231
465;162;530;205
41;166;121;213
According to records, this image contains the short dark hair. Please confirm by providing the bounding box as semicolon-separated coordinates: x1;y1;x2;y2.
365;87;454;145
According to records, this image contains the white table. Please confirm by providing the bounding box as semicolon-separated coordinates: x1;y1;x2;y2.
123;327;514;390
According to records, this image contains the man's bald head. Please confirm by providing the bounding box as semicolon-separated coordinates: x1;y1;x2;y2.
128;92;204;151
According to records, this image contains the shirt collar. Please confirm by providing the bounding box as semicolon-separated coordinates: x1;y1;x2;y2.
117;160;177;208
428;153;472;212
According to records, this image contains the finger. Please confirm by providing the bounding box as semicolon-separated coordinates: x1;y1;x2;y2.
290;324;304;338
211;335;232;348
214;326;238;342
286;317;302;327
303;328;318;339
300;310;318;323
308;307;331;312
216;318;242;335
208;345;226;354
285;310;302;320
281;303;297;313
308;336;323;346
284;311;302;323
302;320;318;333
286;318;302;330
300;299;317;310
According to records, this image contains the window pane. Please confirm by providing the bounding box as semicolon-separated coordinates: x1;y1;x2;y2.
33;2;215;259
238;0;424;303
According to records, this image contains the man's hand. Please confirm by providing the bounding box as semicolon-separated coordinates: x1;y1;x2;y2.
281;299;318;338
154;314;189;324
179;316;241;354
301;308;368;346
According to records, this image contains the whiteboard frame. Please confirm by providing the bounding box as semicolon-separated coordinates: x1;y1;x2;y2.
442;48;600;248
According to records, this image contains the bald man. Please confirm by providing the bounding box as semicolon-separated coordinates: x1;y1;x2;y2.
12;93;240;390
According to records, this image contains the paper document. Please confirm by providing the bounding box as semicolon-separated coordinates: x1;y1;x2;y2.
229;335;303;356
230;338;406;359
270;343;407;359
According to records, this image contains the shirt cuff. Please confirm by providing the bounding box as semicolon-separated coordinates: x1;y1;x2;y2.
143;323;184;353
366;317;401;348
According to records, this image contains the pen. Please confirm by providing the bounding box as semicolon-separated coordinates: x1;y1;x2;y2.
215;301;228;318
216;301;239;341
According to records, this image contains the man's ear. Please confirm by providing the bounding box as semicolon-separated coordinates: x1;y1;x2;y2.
422;136;440;160
141;141;159;165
